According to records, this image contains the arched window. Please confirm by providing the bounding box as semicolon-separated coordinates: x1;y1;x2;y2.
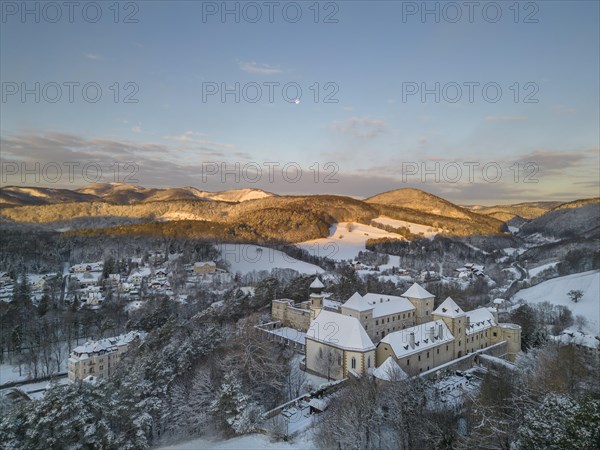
351;357;356;369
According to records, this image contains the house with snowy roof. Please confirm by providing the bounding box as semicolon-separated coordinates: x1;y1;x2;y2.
67;331;145;382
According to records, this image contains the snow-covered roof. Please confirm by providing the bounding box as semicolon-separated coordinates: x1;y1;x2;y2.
310;277;324;289
555;330;600;349
370;356;408;381
465;307;496;334
307;310;375;352
433;297;465;318
308;397;331;411
71;331;145;358
194;261;216;267
379;320;454;359
343;292;415;318
402;282;434;299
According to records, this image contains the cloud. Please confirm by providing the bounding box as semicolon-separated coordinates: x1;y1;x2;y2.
331;117;388;138
84;53;102;60
552;105;576;115
484;116;528;122
238;61;282;75
163;131;235;149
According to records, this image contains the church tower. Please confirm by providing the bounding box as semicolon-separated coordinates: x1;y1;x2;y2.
402;282;435;325
432;297;467;358
309;276;324;320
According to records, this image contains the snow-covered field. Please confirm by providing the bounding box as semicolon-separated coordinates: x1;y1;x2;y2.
528;261;559;278
219;244;323;275
158;432;315;450
512;270;600;335
298;222;405;262
371;216;440;238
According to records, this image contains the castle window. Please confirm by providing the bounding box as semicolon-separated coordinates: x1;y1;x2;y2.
426;311;429;315
387;318;390;323
493;332;497;337
407;359;410;366
376;320;379;325
418;355;421;361
437;348;439;355
446;345;449;351
403;314;405;319
427;352;429;358
367;356;371;368
351;357;356;369
338;354;342;366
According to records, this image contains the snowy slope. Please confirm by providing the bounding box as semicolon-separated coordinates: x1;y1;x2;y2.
220;244;323;275
158;433;315;450
371;216;440;237
512;270;600;335
298;222;405;262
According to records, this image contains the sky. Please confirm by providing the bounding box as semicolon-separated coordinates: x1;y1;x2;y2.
1;0;599;204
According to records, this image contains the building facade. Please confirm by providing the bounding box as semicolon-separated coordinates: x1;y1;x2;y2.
275;278;522;380
67;331;144;382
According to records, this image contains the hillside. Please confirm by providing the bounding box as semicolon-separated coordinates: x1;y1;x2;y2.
519;202;600;239
0;185;507;240
0;183;275;206
0;186;99;207
512;270;600;335
365;188;505;235
466;201;562;220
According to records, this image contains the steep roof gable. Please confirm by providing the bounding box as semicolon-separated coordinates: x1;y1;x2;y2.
433;297;465;318
402;282;434;299
307;310;375;352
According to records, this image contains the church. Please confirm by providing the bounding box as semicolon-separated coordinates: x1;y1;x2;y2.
272;277;522;380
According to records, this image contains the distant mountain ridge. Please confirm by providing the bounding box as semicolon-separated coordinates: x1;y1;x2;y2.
0;184;595;242
0;183;275;207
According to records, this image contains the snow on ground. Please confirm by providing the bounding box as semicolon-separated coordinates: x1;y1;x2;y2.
158;432;315;450
371;216;440;238
512;270;600;335
528;261;559;278
159;212;206;221
379;255;401;271
0;363;30;384
298;222;405;262
219;244;323;275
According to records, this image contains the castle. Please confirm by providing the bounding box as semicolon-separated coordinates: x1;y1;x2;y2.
272;277;521;380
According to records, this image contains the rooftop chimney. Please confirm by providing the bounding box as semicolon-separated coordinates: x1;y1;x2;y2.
428;326;435;341
438;323;444;339
409;332;415;348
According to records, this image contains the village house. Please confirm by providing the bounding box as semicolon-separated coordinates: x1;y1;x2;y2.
67;331;145;382
193;261;217;274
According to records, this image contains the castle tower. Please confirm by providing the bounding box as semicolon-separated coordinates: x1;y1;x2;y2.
432;297;467;358
309;276;324;320
402;282;435;325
